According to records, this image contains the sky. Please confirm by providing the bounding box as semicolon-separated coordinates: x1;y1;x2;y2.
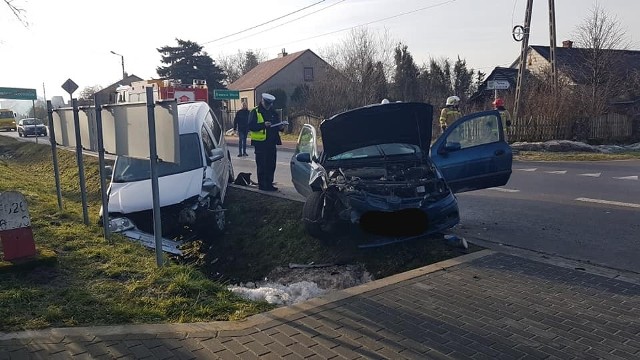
1;0;639;112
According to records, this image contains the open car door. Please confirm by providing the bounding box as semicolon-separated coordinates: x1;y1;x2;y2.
290;124;318;198
430;110;512;193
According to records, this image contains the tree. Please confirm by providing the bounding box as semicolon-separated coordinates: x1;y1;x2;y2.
217;49;266;85
392;44;419;101
572;2;630;116
78;85;103;106
157;39;226;104
3;0;27;26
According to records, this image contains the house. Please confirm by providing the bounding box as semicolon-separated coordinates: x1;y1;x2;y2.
511;40;640;87
227;49;333;110
94;74;143;105
469;67;518;104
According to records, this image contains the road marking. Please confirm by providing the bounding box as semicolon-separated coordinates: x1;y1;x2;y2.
575;197;640;209
545;170;567;174
488;187;520;193
515;168;537;172
579;172;601;177
613;175;638;181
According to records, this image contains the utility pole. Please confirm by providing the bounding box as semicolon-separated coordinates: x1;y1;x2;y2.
513;0;534;123
549;0;558;91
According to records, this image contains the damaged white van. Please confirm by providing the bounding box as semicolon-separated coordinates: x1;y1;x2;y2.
103;102;233;254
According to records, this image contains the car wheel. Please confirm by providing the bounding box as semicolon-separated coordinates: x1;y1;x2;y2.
208;196;225;235
18;131;22;137
303;191;337;240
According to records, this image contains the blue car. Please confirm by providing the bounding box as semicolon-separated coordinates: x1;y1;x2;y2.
290;102;512;247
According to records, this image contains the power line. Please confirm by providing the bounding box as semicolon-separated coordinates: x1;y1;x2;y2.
201;0;326;45
261;0;457;51
214;0;347;48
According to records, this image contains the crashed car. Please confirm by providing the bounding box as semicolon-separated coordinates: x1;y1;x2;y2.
102;102;234;254
290;101;512;247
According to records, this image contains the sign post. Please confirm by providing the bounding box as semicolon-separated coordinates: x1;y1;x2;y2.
46;101;63;210
146;87;164;267
0;191;36;261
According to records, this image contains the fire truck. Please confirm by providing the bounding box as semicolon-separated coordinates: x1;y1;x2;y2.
116;79;208;104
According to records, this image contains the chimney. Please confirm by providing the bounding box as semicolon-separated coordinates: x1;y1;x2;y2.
562;40;573;48
278;48;288;58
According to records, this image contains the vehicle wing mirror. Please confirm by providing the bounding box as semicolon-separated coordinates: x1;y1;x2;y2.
296;152;312;163
444;142;461;152
208;148;225;164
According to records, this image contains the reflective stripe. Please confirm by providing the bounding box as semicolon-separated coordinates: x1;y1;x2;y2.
249;107;266;141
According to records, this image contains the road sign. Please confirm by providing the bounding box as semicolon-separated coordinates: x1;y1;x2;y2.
0;87;37;100
213;89;240;100
487;80;510;90
61;78;79;96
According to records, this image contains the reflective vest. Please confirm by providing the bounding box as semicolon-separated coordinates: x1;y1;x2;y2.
249;107;266;142
439;107;462;127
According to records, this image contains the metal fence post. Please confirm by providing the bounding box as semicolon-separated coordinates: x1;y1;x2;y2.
94;95;110;241
46;101;63;211
72;98;90;225
146;87;163;267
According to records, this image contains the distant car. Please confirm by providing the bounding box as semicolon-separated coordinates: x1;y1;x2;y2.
0;109;17;131
17;118;47;137
290;102;512;247
101;102;234;254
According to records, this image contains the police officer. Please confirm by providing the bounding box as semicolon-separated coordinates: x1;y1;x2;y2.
248;93;283;191
439;96;462;132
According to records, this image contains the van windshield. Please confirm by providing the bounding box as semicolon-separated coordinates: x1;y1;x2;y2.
112;133;203;183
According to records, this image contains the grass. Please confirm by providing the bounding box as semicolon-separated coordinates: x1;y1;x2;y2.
0;135;472;332
514;150;640;161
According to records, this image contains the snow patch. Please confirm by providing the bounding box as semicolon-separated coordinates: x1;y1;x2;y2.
229;264;372;306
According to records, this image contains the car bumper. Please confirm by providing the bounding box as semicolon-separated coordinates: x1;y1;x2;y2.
108;217;183;255
346;192;460;248
23;129;47;136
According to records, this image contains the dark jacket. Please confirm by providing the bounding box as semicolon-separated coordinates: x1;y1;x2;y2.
233;108;250;132
248;103;282;147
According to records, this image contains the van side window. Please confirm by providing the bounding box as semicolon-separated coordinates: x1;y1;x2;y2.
205;111;223;144
201;125;216;156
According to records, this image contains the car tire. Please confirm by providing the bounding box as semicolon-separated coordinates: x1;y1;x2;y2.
208;196;225;235
18;131;22;137
303;191;336;240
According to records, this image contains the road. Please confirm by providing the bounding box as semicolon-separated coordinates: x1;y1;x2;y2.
231;143;640;273
5;131;640;273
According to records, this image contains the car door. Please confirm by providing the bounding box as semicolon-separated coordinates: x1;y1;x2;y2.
290;124;318;198
203;112;228;199
430;110;512;193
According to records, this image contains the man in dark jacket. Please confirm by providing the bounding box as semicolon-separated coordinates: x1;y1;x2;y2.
233;100;250;157
248;93;283;191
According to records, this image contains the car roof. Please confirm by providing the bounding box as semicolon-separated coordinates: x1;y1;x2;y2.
177;102;212;135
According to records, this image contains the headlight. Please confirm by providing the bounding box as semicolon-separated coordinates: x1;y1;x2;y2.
108;217;135;233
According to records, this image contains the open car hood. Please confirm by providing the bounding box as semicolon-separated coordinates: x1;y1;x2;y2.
320;102;433;159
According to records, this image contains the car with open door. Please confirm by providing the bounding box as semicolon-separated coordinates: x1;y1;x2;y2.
290;101;512;247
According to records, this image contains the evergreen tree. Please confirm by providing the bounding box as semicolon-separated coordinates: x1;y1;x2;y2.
392;44;420;101
157;39;225;104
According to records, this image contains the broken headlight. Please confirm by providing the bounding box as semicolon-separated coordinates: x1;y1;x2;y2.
108;217;135;233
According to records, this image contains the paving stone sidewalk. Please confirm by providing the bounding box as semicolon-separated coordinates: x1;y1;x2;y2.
2;250;640;359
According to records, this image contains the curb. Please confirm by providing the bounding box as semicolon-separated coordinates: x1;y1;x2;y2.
0;250;494;340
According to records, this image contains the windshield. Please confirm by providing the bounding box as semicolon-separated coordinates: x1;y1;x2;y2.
22;119;42;125
0;111;14;119
112;133;203;183
327;143;420;161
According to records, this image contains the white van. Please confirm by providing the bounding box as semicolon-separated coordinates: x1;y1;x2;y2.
104;102;233;254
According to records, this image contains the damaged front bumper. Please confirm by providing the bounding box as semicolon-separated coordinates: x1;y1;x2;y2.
108;217;183;255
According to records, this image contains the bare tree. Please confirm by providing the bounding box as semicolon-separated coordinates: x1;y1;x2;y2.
216;49;266;85
3;0;27;26
78;85;103;105
319;27;396;107
572;2;630;116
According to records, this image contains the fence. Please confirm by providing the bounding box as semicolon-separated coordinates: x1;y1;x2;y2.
508;113;634;143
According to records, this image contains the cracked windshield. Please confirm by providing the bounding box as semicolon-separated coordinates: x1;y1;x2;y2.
1;0;639;358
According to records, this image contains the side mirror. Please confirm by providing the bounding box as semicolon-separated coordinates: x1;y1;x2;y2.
296;152;312;163
208;148;225;164
444;142;461;152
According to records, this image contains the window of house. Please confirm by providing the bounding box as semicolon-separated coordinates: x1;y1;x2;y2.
304;67;314;82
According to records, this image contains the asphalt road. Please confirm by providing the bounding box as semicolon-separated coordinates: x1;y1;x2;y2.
5;131;640;273
231;143;640;273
